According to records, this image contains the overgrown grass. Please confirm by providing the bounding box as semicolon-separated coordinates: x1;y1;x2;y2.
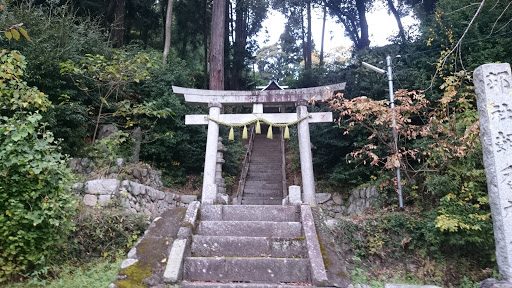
3;259;121;288
331;209;497;287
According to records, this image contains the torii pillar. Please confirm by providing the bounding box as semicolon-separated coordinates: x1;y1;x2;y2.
202;102;222;204
173;83;345;205
296;99;315;204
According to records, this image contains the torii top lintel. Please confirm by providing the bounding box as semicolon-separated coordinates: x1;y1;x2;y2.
172;82;345;105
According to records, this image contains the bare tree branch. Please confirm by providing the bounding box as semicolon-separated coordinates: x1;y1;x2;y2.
489;0;512;34
429;0;486;89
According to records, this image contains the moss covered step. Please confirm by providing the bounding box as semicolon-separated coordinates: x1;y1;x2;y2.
199;205;299;222
197;221;302;237
190;235;306;257
183;257;310;283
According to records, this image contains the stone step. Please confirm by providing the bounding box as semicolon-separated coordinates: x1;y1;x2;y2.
242;194;283;199
247;172;283;179
244;183;282;190
245;180;281;185
183;257;310;283
181;282;316;288
249;160;282;164
243;188;282;195
247;170;282;175
246;174;281;179
244;188;282;194
253;137;281;142
241;199;283;205
197;221;302;237
242;194;282;199
244;181;282;186
191;236;306;257
251;149;281;153
200;205;299;222
248;164;281;170
251;151;281;155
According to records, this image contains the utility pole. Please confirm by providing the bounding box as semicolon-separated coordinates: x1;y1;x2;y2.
362;56;404;208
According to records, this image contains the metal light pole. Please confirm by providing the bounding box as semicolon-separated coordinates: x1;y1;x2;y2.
362;56;404;208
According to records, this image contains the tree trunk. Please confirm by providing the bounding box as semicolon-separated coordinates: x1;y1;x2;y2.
355;0;370;49
130;127;142;164
320;3;327;66
107;0;125;47
386;0;406;43
305;0;312;70
163;0;174;65
232;0;248;90
300;6;307;68
210;0;226;90
203;0;209;89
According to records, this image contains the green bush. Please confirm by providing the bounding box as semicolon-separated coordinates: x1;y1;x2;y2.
0;50;76;282
6;259;122;288
0;2;111;156
65;207;149;263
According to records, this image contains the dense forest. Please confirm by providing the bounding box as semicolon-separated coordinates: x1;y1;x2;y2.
0;0;511;286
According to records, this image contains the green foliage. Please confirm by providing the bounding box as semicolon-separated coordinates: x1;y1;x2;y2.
137;52;208;184
60;50;172;145
66;207;149;263
426;149;493;251
0;1;110;155
334;210;438;260
333;210;495;286
0;50;76;282
5;259;122;288
44;259;120;288
85;131;133;175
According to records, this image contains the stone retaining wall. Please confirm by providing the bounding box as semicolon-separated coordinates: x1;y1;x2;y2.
69;158;164;190
73;179;197;216
317;186;378;218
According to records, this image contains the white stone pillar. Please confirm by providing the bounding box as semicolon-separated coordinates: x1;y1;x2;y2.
296;99;317;206
202;102;222;204
474;63;512;281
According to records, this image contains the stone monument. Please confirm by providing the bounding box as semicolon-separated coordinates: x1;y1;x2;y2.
474;63;512;282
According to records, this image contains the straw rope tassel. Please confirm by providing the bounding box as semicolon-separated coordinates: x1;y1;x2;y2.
242;125;248;139
229;126;234;141
267;125;273;139
284;125;290;139
256;120;261;134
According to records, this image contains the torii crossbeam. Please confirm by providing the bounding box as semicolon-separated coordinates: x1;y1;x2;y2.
173;83;345;205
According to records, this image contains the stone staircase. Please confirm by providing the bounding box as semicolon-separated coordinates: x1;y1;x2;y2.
242;130;284;205
180;204;326;287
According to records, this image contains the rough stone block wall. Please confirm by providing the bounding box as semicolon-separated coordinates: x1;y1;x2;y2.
318;186;378;218
73;179;197;216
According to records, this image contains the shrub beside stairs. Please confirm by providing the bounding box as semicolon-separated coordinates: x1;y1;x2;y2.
156;203;336;287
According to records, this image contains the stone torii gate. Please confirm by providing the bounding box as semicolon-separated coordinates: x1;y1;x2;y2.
172;83;345;205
